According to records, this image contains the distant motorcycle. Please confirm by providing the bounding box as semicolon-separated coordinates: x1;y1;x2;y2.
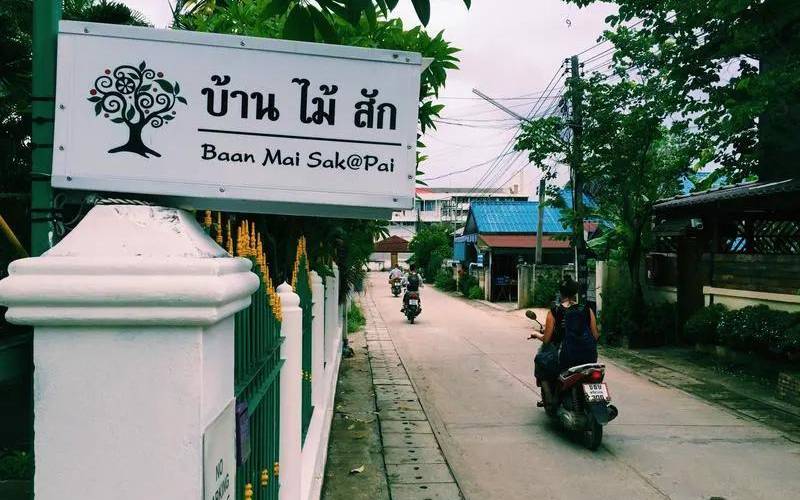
391;278;403;297
527;311;619;450
403;291;421;324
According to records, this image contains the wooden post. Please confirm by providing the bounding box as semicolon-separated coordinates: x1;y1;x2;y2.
676;236;705;332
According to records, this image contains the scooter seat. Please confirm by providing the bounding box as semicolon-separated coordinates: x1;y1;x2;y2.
561;363;604;376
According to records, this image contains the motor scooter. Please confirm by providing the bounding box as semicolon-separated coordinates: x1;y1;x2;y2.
526;310;619;450
390;278;403;297
403;291;421;324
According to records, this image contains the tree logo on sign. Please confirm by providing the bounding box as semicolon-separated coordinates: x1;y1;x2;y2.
88;61;187;158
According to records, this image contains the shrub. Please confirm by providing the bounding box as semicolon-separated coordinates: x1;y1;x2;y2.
425;248;449;284
597;276;634;345
532;269;560;307
467;285;484;300
434;269;457;291
459;275;479;296
684;304;728;345
777;322;800;354
347;302;366;333
717;305;794;353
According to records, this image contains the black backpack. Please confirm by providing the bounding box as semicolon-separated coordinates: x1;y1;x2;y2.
406;273;420;291
558;304;597;370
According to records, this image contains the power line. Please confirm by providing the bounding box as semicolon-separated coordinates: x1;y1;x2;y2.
436;90;553;101
433;119;517;130
424;151;518;181
468;67;567;197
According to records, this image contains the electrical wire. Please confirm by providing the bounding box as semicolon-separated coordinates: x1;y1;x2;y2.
468;71;566;197
425;151;518;181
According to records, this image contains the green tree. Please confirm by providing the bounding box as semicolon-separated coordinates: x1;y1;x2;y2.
176;0;472;32
177;1;461;297
565;0;800;181
0;0;149;197
515;72;700;332
409;224;452;281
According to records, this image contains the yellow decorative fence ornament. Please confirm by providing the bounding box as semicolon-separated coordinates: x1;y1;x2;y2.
291;236;311;292
215;211;223;245
260;469;269;487
226;220;233;255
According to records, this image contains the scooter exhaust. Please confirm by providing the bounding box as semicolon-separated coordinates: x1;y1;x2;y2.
607;404;619;422
557;407;586;431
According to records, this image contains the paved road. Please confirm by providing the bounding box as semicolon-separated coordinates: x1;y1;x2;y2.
366;273;800;500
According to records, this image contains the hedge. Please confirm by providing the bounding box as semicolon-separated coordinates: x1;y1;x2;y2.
434;269;457;292
467;285;484;300
459;275;479;296
685;304;800;358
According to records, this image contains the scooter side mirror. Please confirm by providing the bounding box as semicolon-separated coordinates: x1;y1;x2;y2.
525;310;537;320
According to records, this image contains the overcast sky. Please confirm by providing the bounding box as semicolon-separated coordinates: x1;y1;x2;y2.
124;0;615;195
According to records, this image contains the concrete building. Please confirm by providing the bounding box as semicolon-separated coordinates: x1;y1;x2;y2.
388;175;529;239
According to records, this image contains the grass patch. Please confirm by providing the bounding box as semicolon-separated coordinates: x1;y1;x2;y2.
347;302;366;333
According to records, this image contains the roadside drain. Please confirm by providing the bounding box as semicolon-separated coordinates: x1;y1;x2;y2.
363;293;463;500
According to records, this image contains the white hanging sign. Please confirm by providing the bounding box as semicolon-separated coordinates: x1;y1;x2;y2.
52;21;423;218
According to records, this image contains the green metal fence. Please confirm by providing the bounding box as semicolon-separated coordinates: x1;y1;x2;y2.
292;237;314;441
205;214;283;500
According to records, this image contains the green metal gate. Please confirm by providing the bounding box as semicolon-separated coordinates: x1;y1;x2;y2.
292;237;314;441
205;213;282;500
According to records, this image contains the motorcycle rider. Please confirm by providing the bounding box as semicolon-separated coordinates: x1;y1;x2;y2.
533;276;599;405
401;264;422;312
388;265;404;287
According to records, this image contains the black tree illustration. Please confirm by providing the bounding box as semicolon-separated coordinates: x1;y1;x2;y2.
88;61;187;158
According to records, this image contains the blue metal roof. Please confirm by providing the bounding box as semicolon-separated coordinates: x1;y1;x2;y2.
467;201;570;234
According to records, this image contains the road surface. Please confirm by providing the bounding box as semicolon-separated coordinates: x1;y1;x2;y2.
366;273;800;500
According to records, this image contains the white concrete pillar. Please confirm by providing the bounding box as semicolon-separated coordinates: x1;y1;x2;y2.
310;271;325;408
0;205;259;500
277;282;302;500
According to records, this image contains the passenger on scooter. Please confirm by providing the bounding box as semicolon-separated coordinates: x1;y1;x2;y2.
401;264;422;312
535;276;599;404
388;265;404;283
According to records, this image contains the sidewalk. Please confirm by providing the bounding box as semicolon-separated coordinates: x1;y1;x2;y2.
321;311;390;500
323;294;464;500
602;345;800;440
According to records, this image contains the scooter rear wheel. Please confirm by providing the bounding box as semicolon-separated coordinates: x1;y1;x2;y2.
583;416;603;450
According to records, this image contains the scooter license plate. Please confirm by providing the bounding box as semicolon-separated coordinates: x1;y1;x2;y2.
409;299;419;305
583;383;609;402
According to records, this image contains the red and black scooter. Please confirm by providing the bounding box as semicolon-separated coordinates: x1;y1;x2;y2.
403;291;421;323
527;311;618;450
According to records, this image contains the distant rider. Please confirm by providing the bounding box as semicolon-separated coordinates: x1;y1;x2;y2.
388;265;404;283
401;264;422;312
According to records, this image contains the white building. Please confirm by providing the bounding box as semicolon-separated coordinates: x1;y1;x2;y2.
388;176;530;239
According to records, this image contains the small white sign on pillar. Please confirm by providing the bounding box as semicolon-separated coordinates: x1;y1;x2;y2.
203;400;236;500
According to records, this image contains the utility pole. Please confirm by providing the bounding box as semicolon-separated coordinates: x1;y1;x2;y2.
31;0;62;256
535;178;545;265
568;55;588;303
